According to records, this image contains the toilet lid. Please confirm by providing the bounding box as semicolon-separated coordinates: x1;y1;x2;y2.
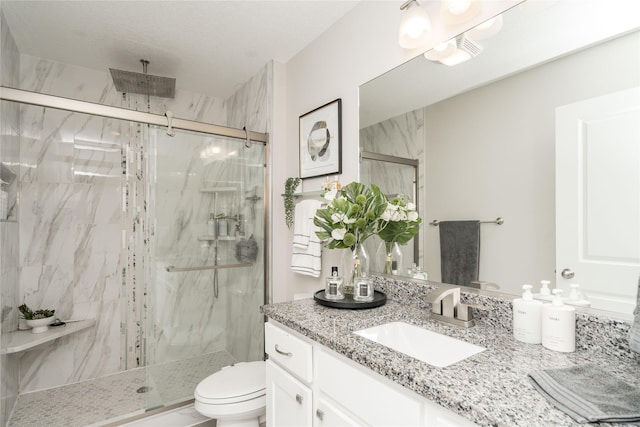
195;361;265;404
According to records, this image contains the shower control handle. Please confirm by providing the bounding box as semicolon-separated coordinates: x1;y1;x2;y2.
274;344;292;357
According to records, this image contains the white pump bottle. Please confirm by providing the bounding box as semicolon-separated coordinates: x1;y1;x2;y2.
541;289;576;352
513;284;543;344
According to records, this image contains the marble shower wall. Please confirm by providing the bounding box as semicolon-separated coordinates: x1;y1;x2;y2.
15;53;267;393
0;9;21;426
360;109;425;275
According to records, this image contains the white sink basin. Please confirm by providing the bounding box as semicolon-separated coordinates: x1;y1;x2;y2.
354;321;485;368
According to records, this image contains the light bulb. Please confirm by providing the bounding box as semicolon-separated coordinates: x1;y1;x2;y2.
398;1;432;49
467;14;503;40
446;0;471;16
441;0;481;25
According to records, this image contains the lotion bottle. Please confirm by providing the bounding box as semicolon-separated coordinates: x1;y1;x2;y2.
541;289;576;352
533;280;553;302
512;284;543;344
207;213;216;237
566;283;591;307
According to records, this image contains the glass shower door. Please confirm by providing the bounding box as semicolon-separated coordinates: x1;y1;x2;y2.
145;126;266;408
361;153;419;276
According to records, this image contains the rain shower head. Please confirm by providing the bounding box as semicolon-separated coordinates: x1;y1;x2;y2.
109;59;175;98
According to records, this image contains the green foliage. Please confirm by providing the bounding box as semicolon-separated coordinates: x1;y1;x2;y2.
377;194;422;245
284;177;301;229
18;304;55;320
314;182;387;250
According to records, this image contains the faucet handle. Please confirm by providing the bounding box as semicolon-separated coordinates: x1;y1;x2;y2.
455;303;490;322
456;303;473;322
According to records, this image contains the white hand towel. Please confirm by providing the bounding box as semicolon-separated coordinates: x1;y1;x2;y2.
292;199;313;249
291;199;324;278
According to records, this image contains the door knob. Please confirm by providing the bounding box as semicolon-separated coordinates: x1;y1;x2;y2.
561;268;575;279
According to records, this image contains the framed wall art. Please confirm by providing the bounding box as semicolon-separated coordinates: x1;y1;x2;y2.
299;98;342;179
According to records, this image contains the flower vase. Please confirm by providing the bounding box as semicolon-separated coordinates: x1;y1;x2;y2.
342;243;369;297
377;241;403;275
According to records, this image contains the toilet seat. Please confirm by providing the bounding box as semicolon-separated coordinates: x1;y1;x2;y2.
194;361;266;423
195;361;266;405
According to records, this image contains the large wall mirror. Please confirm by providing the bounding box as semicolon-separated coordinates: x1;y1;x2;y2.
360;0;640;315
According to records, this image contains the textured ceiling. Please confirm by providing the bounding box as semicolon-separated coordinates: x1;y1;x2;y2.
2;0;359;98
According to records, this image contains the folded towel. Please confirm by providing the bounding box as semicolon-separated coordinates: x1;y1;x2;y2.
439;220;480;287
528;364;640;424
631;275;640;354
292;199;321;249
291;199;324;278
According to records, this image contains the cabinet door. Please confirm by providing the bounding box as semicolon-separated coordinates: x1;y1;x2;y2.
266;360;312;427
315;398;362;427
317;350;422;426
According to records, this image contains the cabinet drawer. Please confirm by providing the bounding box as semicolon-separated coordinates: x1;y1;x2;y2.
317;349;422;427
265;322;313;383
315;398;361;427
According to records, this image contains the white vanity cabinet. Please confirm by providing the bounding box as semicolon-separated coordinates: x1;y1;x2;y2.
265;322;314;426
265;320;477;427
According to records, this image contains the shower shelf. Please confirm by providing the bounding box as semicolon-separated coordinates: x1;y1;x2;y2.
197;235;236;241
1;319;96;355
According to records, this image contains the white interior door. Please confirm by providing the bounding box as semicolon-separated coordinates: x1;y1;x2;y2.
556;87;640;314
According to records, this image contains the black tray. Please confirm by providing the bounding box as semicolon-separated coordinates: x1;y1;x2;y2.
313;290;387;309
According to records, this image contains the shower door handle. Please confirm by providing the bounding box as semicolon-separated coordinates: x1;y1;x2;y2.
274;344;292;357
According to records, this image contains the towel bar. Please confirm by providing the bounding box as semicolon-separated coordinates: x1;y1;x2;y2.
430;217;504;227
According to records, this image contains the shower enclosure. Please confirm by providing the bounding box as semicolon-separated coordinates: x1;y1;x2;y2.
0;87;268;425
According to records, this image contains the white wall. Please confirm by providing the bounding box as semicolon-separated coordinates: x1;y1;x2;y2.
272;1;520;302
423;31;640;294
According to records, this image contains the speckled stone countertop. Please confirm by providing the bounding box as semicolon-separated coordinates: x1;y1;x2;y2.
262;277;640;427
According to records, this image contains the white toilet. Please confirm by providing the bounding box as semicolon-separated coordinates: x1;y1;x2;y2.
194;361;266;427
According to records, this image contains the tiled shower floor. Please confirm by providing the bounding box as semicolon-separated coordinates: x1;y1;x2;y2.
8;350;237;427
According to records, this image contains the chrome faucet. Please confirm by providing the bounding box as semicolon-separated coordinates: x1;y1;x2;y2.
426;286;476;328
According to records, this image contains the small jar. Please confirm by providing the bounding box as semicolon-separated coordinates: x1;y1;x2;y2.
353;275;374;302
325;266;344;300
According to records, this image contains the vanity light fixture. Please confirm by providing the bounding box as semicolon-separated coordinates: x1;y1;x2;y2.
440;0;481;26
424;34;482;66
398;0;432;49
466;14;504;40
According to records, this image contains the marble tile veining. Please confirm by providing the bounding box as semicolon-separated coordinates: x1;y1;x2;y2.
263;277;640;427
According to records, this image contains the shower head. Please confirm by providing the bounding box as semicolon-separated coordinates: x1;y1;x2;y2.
109;59;175;98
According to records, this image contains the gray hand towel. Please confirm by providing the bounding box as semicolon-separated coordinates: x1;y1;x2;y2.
439;220;480;287
630;275;640;354
528;364;640;424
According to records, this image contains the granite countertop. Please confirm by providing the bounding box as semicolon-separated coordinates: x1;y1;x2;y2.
262;279;640;426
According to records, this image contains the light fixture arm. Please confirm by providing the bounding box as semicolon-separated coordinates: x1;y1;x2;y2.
399;0;417;11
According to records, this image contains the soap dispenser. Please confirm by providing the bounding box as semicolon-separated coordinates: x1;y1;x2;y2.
512;284;543;344
534;280;554;302
567;283;591;307
541;289;576;352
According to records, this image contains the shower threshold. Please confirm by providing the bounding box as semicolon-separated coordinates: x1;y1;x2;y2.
8;350;236;427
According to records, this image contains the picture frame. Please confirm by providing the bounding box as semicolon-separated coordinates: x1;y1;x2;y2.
299;98;342;179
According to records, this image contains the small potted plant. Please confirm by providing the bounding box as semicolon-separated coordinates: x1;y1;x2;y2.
284;177;301;229
18;304;56;334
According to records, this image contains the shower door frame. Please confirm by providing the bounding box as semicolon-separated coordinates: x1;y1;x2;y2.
360;150;420;263
0;87;268;143
0;84;271;395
